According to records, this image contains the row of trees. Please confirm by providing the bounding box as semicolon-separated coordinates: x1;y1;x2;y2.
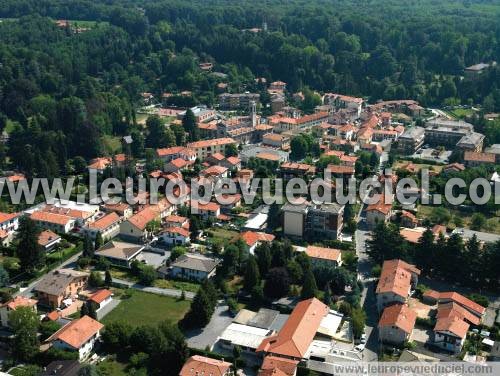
368;222;500;292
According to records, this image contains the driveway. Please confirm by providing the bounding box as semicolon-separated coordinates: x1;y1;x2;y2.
96;298;121;320
453;228;500;244
185;302;233;350
112;277;196;299
411;327;432;344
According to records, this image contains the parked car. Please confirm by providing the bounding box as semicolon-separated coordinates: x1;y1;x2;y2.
355;343;366;352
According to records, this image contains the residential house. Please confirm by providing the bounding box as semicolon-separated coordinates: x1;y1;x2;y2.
47;315;104;360
160;227;190;246
400;210;418;228
218;194;242;214
102;202;133;219
88;157;111;174
376;259;420;312
191;201;221;220
119;206;160;242
463;151;496;168
88;289;113;311
95;241;144;268
40;360;82;376
187;138;237;159
437;292;486;320
30;211;76;234
0;211;20;245
83;212;121;241
280;162;315;180
179;356;233;376
165;158;193;173
442;163;465;174
303;245;342;268
169;253;220;281
366;200;393;230
263;133;291;150
201;165;229;180
34;269;89;309
38;230;61;251
259;356;298;376
378;304;416;345
433;316;469;353
156;146;197;164
0;296;37;328
240;231;275;254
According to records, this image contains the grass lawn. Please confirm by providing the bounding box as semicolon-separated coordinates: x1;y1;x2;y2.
447;108;476;119
417;205;500;234
109;267;139;283
102;290;190;327
136;113;149;125
206;228;239;245
46;245;80;264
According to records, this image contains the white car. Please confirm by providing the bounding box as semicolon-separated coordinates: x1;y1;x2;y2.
355;343;366;352
360;333;367;344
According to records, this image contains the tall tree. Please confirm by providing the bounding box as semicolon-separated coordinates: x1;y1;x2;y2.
16;217;43;274
182;109;199;142
10;306;40;362
264;267;290;299
301;268;318;299
244;256;260;292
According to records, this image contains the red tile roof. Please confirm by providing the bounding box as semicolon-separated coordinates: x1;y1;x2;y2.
464;151;495;163
438;292;486;316
127;207;159;230
88;212;120;230
163;227;190;238
379;304;416;334
48;315;104;349
3;296;37;310
30;211;74;226
38;230;60;247
376;259;420;298
305;246;341;262
434;316;469;339
187;138;236;149
259;356;298;376
0;212;19;223
241;231;275;247
180;356;232;376
437;302;481;326
256;298;329;358
89;289;112;304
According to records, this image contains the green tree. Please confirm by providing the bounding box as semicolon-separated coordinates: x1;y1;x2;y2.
78;365;99;376
470;213;486;231
414;228;436;273
105;270;113;287
139;265;157;286
89;271;104;288
224;143;238;158
16;217;43;274
10;306;40;362
301;268;318;299
83;234;94;258
244;256;260;292
94;232;104;250
351;307;366;339
255;243;272;276
0;264;9;287
170;246;187;262
264;267;290;299
182;109;199;142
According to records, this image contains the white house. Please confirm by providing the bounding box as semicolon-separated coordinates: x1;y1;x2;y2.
170;253;220;281
88;289;113;311
83;212;121;241
38;230;62;252
433;317;469;353
160;227;191;246
47;315;104;360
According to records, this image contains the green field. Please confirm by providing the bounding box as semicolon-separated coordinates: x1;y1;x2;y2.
102;290;190;327
96;359;127;376
447;108;476;119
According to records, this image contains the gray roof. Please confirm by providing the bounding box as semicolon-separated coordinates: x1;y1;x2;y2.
281;201;310;214
34;269;88;296
457;132;485;147
171;253;219;273
96;241;143;261
399;126;425;140
247;308;280;329
310;202;344;214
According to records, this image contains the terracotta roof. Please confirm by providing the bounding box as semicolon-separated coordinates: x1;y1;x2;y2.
366;201;392;215
208;153;225;161
464;151;495;163
256;298;329;358
88;212;120;230
156;146;193;157
423;289;440;300
127;207;159;230
46;311;61;321
379;304;416;334
88;157;111;170
179;356;232;376
241;231;275;247
304;245;341;262
264;133;288;142
192;201;220;212
324;150;345;158
376;259;420;298
187;137;236;149
163;227;190;238
438;292;486;316
401;210;417;222
3;296;38;310
47;315;104;349
89;289;112;304
259;356;298;376
256;152;281;161
0;212;19;223
281;162;315;173
42;205;93;220
226;156;241;165
169;158;191;169
202;165;228;176
400;228;425;244
165;215;188;224
434;316;469;339
38;230;61;247
437;302;481;326
30;211;74;226
443;163;465;172
326;164;355;174
114;154;126;163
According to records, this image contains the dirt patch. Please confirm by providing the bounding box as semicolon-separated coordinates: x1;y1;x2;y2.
408;297;434;319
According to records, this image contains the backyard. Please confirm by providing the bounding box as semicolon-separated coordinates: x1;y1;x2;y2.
102;290;190;327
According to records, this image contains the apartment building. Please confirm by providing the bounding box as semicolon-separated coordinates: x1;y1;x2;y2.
187;137;237;159
219;92;260;110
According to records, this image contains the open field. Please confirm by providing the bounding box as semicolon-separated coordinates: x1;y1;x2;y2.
102;290;190;327
394;160;444;173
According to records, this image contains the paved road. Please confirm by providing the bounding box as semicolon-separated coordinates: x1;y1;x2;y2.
96;298;121;320
453;228;500;244
112;277;196;299
15;251;83;298
185;302;232;350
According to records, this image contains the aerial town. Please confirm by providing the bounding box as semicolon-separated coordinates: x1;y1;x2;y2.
0;1;499;376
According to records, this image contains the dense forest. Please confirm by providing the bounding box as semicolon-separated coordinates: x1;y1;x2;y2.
0;0;500;176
